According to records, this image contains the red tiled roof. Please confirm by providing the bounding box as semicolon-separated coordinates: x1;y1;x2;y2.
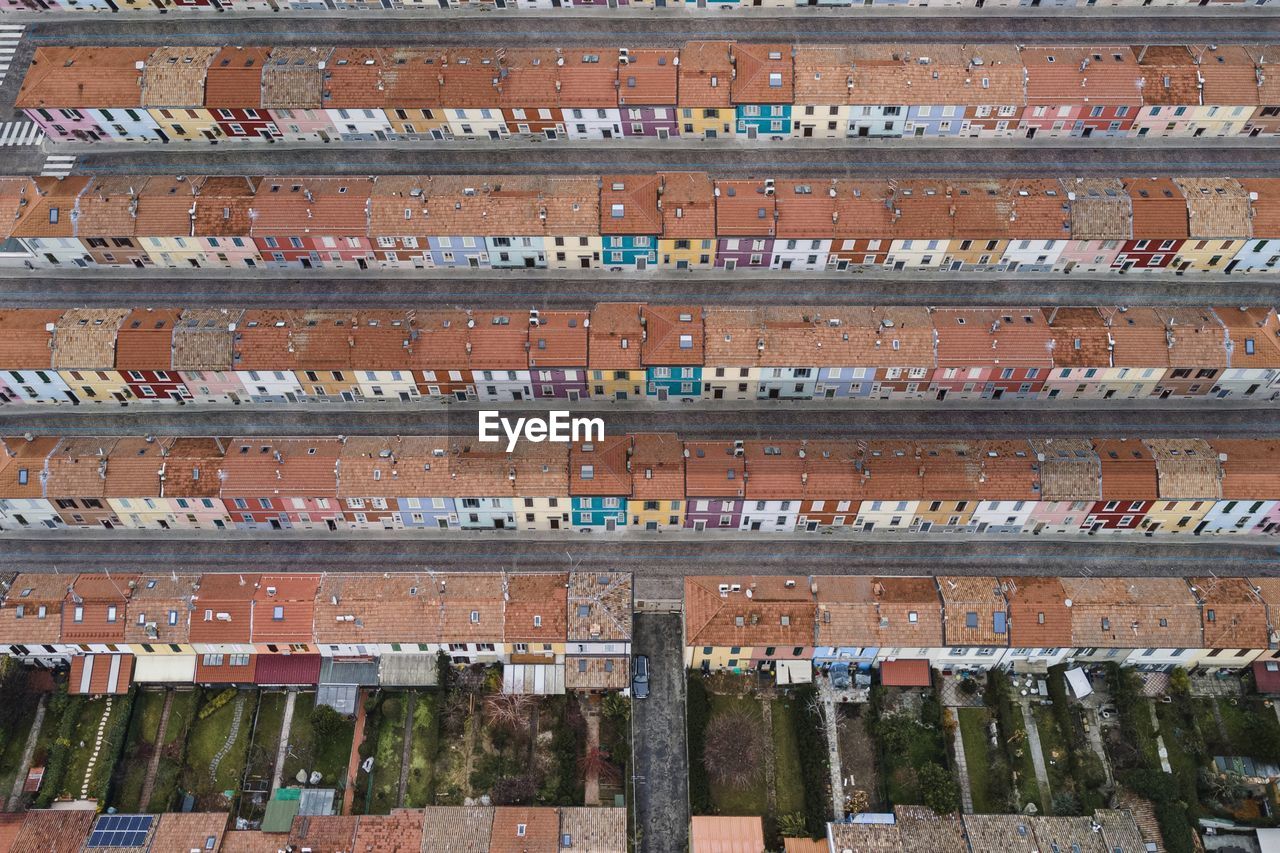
254;653;321;685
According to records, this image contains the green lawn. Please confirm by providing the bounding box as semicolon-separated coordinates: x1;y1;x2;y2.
958;708;1001;813
62;697;115;799
1031;704;1073;807
1218;697;1280;760
706;693;769;816
404;691;442;808
770;696;805;818
1128;697;1162;769
243;692;288;786
182;689;253;804
282;692;355;792
0;688;46;801
1001;705;1043;814
1155;701;1205;817
147;690;198;812
357;693;410;815
110;689;167;811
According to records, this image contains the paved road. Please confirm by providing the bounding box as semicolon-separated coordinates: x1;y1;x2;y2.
3;535;1279;584
22;12;1280;44
60;141;1280;178
632;611;689;853
3;401;1277;437
1;269;1273;307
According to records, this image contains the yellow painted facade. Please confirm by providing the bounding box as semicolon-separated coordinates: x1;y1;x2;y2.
1139;499;1215;534
56;369;132;403
630;499;686;531
659;237;717;269
1173;239;1248;272
589;368;646;401
142;236;208;269
679;107;735;139
147;108;221;142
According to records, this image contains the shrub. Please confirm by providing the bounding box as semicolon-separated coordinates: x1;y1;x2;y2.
917;762;960;815
35;695;86;807
311;704;348;742
1122;769;1195;853
791;684;832;837
686;674;713;814
197;688;238;721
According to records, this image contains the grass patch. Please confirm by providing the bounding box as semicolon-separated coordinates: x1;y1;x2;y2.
182;689;252;807
958;708;1001;813
0;689;45;801
243;692;288;785
404;692;443;808
147;690;197;812
282;692;355;793
61;698;114;798
357;693;409;815
109;689;167;811
1003;706;1043;813
1128;697;1162;769
1218;697;1280;761
1031;704;1073;807
1154;701;1205;816
706;693;769;816
770;697;805;819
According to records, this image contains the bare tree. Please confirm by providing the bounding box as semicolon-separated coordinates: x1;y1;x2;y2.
579;747;622;786
703;707;766;789
484;693;536;731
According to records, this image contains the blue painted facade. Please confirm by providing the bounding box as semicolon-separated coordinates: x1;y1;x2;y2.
427;236;490;269
396;497;457;530
734;105;792;137
816;367;877;398
603;235;658;269
645;365;702;398
572;497;629;529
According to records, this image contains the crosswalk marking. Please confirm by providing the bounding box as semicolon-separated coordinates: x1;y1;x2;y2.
0;122;43;147
40;154;76;178
0;25;21;89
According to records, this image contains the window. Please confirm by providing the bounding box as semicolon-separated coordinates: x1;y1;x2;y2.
273;605;284;621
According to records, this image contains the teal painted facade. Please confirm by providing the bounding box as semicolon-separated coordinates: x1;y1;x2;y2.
572;496;628;529
645;366;702;399
603;235;658;269
735;104;793;137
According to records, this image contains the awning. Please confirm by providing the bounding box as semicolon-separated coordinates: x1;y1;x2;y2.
1064;667;1093;699
503;663;565;695
253;654;321;686
318;658;379;687
378;654;438;687
775;660;813;685
69;654;134;695
879;659;932;687
132;655;196;685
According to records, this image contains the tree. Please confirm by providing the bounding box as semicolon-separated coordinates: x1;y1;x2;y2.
1198;767;1247;806
703;707;766;789
311;703;347;742
1168;667;1191;698
1051;790;1080;816
917;763;960;815
777;813;807;838
491;773;538;805
579;747;621;786
602;692;630;723
484;693;535;732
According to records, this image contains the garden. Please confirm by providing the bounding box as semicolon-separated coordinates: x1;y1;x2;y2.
687;673;830;849
865;684;960;816
280;691;356;795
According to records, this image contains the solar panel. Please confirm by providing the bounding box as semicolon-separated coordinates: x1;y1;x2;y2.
87;814;153;848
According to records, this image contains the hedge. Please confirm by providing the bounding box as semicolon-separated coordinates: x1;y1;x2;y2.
1121;769;1195;853
35;694;85;808
789;684;832;837
197;688;238;721
685;674;712;814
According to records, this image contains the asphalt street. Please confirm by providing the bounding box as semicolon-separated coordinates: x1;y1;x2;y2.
2;402;1276;437
632;612;689;853
60;141;1280;178
21;12;1280;44
0;270;1273;307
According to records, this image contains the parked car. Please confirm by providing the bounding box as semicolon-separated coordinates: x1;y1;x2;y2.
632;655;650;699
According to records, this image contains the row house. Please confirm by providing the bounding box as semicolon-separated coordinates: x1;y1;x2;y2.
4;434;1280;536
2;172;1278;274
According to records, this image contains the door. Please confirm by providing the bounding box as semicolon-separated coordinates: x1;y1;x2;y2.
606;518;616;532
694;520;706;532
657;388;668;401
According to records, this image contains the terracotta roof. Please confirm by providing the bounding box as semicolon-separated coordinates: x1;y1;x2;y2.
814;575;944;648
617;49;678;106
686;576;813;650
168;308;237;372
323;47;386;109
219;438;341;498
1009;179;1074;240
496;49;560;108
1196;44;1261;106
831;180;897;239
413;309;471;370
206;47;271;109
352;810;425;853
133;176;197;238
896;806;970;853
251;575;320;644
149;813;228;853
714;180;775;237
1144;438;1223;499
420;807;494;853
659;172;716;239
0;309;59;370
888;180;954;239
1045;307;1112;368
677;41;734;108
730;43;793;103
0;573;68;645
1216;307;1280;370
939;575;1009;646
218;830;287;853
1064;178;1132;240
337;435;452;498
436;574;507;645
1022;46;1142;105
691;816;765;853
102;436;167;498
162;437;228;499
1028;438;1102;501
1123;177;1189;239
142;46;219;107
1093;438;1160;500
558;808;626;853
916;441;982;500
702;307;815;368
1246;45;1280;105
11;176;88;240
368;176;430;236
490;807;559;853
448;439;569;497
288;815;357;852
743;440;861;501
51;307;127;370
641;305;703;366
290;311;355;372
62;573;137;644
570;434;632;497
630;432;686;500
122;572;197;644
381;49;446;108
850;44;1024;107
971;440;1040;501
567;571;631;642
439;49;509;109
1242;178;1280;237
774;181;836;239
1153;307;1228;367
16;47;148;109
8;809;95;853
44;437;115;499
313;573;440;645
556;48;618;108
600;174;661;235
792;46;856;103
931;308;1054;369
861;440;925;500
1003;576;1073;647
684;441;745;498
465;310;531;371
529;311;588;369
114;307;179;371
261;46;330;110
1134;45;1201;106
192;176;260;237
961;815;1042;853
250;177;371;236
0;437;60;503
1188;576;1269;649
1213;438;1280;499
587;302;644;370
505;573;568;644
1103;306;1172;368
233;309;301;371
0;178;33;242
1060;577;1201;648
1174;177;1252;238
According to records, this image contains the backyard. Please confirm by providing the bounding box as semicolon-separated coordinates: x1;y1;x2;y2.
0;667;49;807
179;688;253;810
957;708;1002;813
281;691;356;794
869;686;957;814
